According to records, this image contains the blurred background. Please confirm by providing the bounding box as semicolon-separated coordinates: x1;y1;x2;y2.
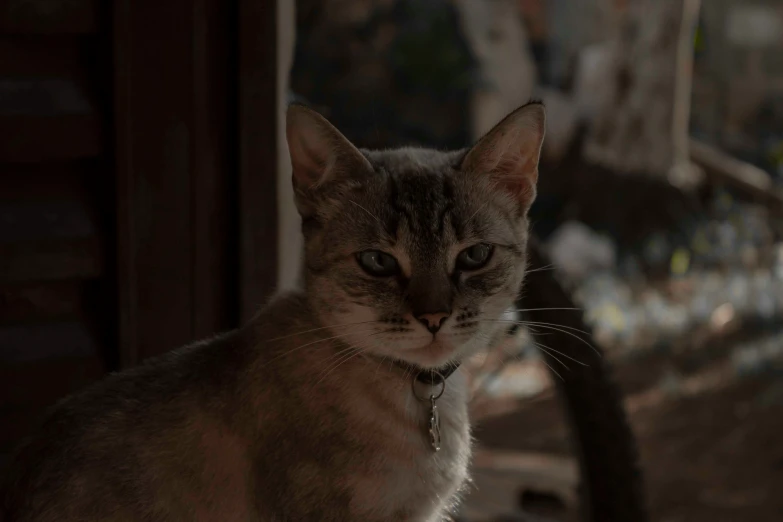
1;0;782;521
288;1;783;520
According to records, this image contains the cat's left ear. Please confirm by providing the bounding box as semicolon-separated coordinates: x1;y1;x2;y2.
286;104;372;217
461;101;546;213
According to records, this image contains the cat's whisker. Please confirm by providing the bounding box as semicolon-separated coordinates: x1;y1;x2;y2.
471;338;570;398
373;355;389;379
472;319;601;371
466;199;491;224
522;320;592;336
532;342;571;371
507;307;582;313
314;346;363;386
481;318;595;340
348;200;387;232
524;263;555;274
532;340;589;367
264;327;379;366
485;344;564;383
475;318;601;357
313;335;381;386
312;330;386;384
520;322;601;357
319;335;374;365
316;344;358;384
265;320;379;342
542;359;564;382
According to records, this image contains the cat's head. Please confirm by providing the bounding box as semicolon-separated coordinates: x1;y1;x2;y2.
286;102;545;370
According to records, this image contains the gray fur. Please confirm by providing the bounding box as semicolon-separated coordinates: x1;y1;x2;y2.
2;102;545;522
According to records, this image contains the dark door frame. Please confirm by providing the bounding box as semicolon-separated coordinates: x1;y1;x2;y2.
113;0;278;366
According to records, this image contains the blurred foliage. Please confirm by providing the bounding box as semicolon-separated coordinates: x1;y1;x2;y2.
389;1;475;94
291;0;476;150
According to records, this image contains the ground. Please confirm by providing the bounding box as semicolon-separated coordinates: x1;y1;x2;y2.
458;338;783;522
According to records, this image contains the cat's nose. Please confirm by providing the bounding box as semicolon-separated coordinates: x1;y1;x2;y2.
416;312;450;334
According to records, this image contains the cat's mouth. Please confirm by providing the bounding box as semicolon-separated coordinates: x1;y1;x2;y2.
402;337;458;368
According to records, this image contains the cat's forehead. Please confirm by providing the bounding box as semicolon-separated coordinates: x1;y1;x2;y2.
361;147;465;175
359;146;472;210
348;147;486;250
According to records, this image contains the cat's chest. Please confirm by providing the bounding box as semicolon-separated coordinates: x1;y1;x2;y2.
346;380;472;521
388;418;470;519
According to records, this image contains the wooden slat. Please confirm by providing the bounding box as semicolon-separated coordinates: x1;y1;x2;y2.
0;238;103;283
0;355;105;418
191;0;234;338
0;37;98;118
690;138;783;217
0;281;85;325
0;163;93;201
0;173;99;278
0;36;86;77
238;0;278;321
0;200;96;243
0;78;92;116
0;321;98;364
0;114;101;161
0;409;41;453
0;0;98;34
0;165;104;284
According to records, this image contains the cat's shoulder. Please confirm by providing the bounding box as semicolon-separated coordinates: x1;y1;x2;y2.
246;291;315;340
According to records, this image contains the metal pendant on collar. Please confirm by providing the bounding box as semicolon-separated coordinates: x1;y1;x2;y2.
428;395;442;451
412;370;446;451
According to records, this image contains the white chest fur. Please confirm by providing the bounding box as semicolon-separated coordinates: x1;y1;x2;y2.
347;372;472;521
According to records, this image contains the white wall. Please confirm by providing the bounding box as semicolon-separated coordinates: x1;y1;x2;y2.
453;0;536;141
277;0;302;291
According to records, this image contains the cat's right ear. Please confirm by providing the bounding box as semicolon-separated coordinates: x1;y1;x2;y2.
460;101;546;214
286;104;372;217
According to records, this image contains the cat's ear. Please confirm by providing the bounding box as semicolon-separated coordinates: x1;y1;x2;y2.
286;104;372;216
461;101;546;213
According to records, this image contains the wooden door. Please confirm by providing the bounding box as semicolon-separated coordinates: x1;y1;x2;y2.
0;0;278;473
0;0;114;471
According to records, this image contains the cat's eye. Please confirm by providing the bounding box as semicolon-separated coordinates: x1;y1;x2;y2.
456;243;493;271
357;250;399;277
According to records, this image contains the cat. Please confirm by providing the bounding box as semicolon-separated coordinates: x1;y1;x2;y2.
1;101;546;522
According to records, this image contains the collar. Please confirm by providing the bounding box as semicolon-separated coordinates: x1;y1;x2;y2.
393;360;461;385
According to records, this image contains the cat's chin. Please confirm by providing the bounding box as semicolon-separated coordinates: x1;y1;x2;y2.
398;338;459;369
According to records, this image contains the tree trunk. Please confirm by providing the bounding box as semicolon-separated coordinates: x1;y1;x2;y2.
453;0;536;140
583;0;701;182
